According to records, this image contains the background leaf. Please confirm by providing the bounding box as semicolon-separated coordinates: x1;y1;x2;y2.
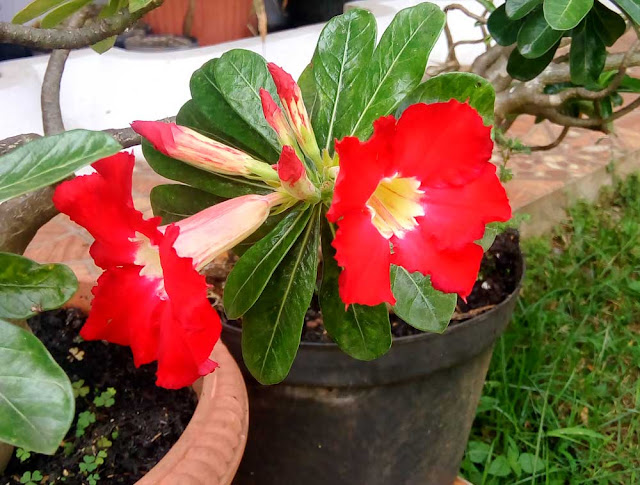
224;207;312;319
129;0;154;13
544;0;594;30
12;0;66;24
298;64;319;122
149;184;224;224
242;208;321;385
570;17;606;86
508;41;560;81
311;8;377;150
189;59;280;161
390;266;456;333
0;130;120;203
318;221;391;360
142;141;273;198
0;253;77;320
591;2;626;47
348;3;445;140
40;0;92;28
488;4;525;45
611;0;640;24
212;50;281;158
0;319;74;454
518;8;565;59
399;72;496;125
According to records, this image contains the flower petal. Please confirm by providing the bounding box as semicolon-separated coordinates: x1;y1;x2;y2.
332;210;395;306
327;115;396;222
53;152;159;269
81;266;162;367
391;231;484;298
394;100;493;187
419;163;511;248
155;225;221;389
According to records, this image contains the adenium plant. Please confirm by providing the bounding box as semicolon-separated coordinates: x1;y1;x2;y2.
51;3;512;388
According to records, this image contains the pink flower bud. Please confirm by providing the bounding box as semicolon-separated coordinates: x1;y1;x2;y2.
275;147;320;202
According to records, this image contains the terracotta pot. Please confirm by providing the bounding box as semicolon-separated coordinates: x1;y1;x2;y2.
136;340;249;485
143;0;257;46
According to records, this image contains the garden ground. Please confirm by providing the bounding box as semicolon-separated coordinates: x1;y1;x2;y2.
463;174;640;484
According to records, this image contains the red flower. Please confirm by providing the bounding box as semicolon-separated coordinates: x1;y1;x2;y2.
275;146;319;201
53;153;282;388
327;100;511;307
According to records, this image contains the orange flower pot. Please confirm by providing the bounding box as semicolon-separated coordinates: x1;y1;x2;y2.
143;0;258;46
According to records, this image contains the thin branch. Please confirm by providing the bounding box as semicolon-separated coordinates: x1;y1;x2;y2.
443;4;487;23
529;126;570;152
0;0;163;50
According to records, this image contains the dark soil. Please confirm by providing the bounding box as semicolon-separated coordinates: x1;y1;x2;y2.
2;309;197;485
224;229;522;342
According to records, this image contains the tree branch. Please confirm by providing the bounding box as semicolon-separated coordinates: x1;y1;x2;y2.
0;0;163;50
529;126;570;151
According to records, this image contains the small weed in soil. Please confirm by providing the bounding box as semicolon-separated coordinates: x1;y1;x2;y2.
2;309;197;484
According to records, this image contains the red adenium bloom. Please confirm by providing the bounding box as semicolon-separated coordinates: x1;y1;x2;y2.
276;146;319;201
53;152;280;388
327;100;511;307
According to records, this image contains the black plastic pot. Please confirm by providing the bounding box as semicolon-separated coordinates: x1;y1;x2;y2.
222;251;523;485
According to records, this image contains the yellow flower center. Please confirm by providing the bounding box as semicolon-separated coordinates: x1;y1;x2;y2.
132;233;167;297
366;174;425;239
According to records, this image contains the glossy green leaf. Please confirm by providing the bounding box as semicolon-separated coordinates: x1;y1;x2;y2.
142;141;272;198
477;224;500;251
506;0;542;19
319;221;391;360
390;266;456;333
613;0;640;24
349;3;445;139
129;0;154;13
518;8;565;58
508;41;560;80
399;72;495;125
12;0;66;23
570;17;606;85
189;59;280;161
0;130;121;203
0;319;74;454
476;0;497;12
618;75;640;93
150;184;224;224
40;0;91;27
311;8;377;150
213;50;281;158
0;253;77;320
544;0;593;30
488;5;524;46
242;208;321;385
224;207;312;319
298;64;319;121
591;2;626;47
100;0;126;17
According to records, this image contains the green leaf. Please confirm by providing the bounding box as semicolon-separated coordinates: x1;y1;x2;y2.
0;130;120;203
99;0;126;18
546;426;605;439
399;72;495;125
0;319;74;454
487;455;512;477
488;5;524;46
41;0;92;28
298;64;319;121
0;253;78;319
508;41;560;80
91;35;117;54
467;441;492;464
618;74;640;93
518;453;545;474
149;184;224;224
224;207;313;319
591;2;626;47
518;8;565;58
129;0;154;13
231;211;289;256
390;266;456;333
311;8;377;150
544;0;593;30
242;208;321;385
477;224;500;251
570;17;606;85
212;50;282;158
349;3;445;140
506;0;542;19
319;221;391;360
12;0;66;24
613;0;640;24
142;141;272;198
189;59;280;161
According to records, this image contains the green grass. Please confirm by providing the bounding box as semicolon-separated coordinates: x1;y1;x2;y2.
462;174;640;485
